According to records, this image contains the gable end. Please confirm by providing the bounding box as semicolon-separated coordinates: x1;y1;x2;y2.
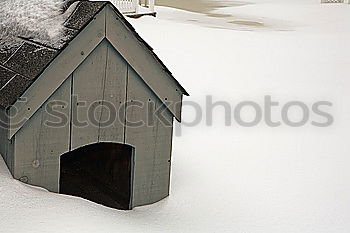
6;2;188;139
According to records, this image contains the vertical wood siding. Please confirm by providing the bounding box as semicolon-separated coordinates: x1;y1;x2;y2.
0;108;14;174
125;67;174;207
98;42;127;143
71;40;127;148
70;40;109;149
105;5;184;121
11;39;175;207
14;76;72;192
8;8;106;139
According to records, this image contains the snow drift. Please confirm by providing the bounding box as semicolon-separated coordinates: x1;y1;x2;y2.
1;0;350;233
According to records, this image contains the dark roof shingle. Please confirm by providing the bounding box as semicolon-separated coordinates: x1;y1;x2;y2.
0;1;106;108
0;65;16;88
4;42;58;80
0;0;188;109
0;75;32;108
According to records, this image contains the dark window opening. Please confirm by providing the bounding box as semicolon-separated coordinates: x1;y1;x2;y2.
59;143;134;210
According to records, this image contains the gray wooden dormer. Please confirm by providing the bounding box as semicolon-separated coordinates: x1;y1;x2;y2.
0;1;188;210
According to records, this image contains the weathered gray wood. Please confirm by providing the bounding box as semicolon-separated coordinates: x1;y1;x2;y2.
98;43;128;143
8;4;187;140
71;40;108;150
4;138;14;175
151;99;174;202
8;7;107;139
125;66;174;207
0;108;8;159
14;76;72;192
106;5;184;121
3;5;183;209
0;108;14;174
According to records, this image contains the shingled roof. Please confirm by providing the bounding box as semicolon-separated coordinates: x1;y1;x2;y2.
0;0;188;109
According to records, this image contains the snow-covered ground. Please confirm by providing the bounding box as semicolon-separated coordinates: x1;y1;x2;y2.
1;1;350;232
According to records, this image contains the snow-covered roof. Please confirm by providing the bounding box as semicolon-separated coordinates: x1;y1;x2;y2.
0;0;107;108
0;0;188;109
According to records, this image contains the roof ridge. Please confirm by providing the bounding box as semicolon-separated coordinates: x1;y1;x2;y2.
62;1;82;28
0;1;188;109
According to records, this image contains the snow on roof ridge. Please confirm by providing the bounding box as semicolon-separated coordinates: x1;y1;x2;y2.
0;0;79;51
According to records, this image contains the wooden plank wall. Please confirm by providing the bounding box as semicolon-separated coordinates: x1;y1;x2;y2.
71;40;127;149
8;8;106;139
71;40;109;149
0;108;14;174
125;67;174;207
14;77;72;192
9;5;186;141
12;39;175;207
71;39;174;206
105;5;184;121
98;42;128;143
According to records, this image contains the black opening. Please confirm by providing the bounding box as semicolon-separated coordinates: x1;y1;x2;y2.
59;143;134;210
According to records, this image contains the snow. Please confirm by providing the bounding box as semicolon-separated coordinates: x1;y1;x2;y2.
0;0;77;50
1;1;350;232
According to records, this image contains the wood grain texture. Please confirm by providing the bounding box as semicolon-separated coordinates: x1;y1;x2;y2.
106;5;184;121
0;108;14;174
125;66;174;207
3;7;181;208
98;43;128;143
14;76;72;192
71;40;108;150
8;8;107;139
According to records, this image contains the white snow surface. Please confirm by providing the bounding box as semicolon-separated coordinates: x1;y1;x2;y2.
0;0;77;50
1;1;350;232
